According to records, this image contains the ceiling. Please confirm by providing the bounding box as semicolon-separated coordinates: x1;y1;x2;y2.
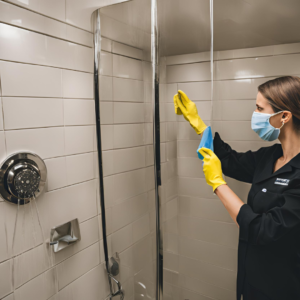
100;0;300;56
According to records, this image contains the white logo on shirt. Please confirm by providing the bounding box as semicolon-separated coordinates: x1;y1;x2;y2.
274;178;290;186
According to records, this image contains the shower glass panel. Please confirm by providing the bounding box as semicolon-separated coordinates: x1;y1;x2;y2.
97;1;156;299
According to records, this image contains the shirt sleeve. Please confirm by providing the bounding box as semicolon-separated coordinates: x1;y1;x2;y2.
236;189;300;245
213;131;265;183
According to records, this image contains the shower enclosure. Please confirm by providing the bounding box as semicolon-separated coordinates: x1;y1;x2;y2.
1;0;300;299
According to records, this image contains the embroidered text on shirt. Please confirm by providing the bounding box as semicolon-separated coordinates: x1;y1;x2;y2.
274;178;290;186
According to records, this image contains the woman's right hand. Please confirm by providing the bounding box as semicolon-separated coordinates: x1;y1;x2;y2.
173;90;207;134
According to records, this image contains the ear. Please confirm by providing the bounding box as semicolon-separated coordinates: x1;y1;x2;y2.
282;111;292;123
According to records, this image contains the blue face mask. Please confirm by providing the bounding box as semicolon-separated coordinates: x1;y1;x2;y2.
251;110;284;141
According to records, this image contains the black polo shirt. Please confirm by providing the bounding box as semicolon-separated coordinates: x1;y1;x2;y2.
213;132;300;300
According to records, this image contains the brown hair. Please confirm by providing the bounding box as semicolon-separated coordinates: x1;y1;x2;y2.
258;76;300;132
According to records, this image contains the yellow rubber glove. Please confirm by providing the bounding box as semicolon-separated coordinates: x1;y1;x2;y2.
173;90;207;134
198;147;227;192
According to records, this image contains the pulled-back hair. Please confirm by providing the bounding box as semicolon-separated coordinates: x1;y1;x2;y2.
258;76;300;132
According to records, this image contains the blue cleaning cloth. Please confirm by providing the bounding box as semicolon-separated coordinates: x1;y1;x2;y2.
197;126;214;162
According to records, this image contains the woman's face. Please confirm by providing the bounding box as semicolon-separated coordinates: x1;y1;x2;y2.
255;92;284;128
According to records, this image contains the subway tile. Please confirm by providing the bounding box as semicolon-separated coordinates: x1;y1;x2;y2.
102;150;114;177
167;62;211;83
112;193;148;232
113;146;146;173
132;236;152;273
113;124;144;149
166;141;177;161
100;76;113;101
101;37;112;52
66;153;94;185
58;264;110;300
112;41;143;60
113;77;144;102
178;82;212;101
221;121;262;141
178;215;238;249
2;293;14;300
3;98;63;130
57;242;100;290
112;168;147;204
64;126;94;155
179;195;233;223
178;273;235;300
44;156;67;191
99;51;112;76
274;42;300;55
0;98;3;131
62;70;93;99
101;125;114;150
111;224;133;253
37;180;97;236
64;99;95;126
143;61;152;82
221;100;255;121
113;54;143;80
177;140;199;158
0;61;61;97
132;214;150;243
14;268;57;300
178;177;215;199
13;244;49;289
145;145;154;166
114;102;145;124
6;127;64;159
177;157;204;178
177;122;202;141
0;260;13;298
178;235;237;271
6;0;65;21
179;255;236;291
100;102;113;125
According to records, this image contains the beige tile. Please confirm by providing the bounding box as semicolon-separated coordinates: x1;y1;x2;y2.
145;145;154;166
178;215;238;249
164;251;178;272
112;168;147;204
166;122;177;142
178;196;233;223
166;141;177;161
101;37;111;52
58;264;109;300
99;51;112;76
7;0;65;21
113;54;143;80
177;140;200;158
133;236;152;273
113;124;144;149
112;41;143;60
112;193;148;232
0;61;61;97
178;177;215;199
178;273;235;300
6;127;64;159
233;45;274;59
45;157;67;191
221;121;262;141
14;268;56;300
132;214;150;243
13;244;49;289
177;122;202;141
145;122;154;145
221;100;255;121
111;224;133;253
178;235;237;271
57;242;100;290
66;153;94;185
114;102;145;124
177;157;204;178
64;99;95;126
113;77;144;102
64;126;94;155
102;151;114;177
2;293;14;300
179;255;236;291
0;98;3;131
100;76;113;101
0;260;13;298
3;98;63;130
178;82;212;101
167;62;211;83
113;146;145;173
100;125;113;151
143;61;152;82
274;42;300;55
62;70;93;99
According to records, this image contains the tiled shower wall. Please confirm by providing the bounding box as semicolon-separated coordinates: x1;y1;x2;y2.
0;1;154;300
163;44;300;300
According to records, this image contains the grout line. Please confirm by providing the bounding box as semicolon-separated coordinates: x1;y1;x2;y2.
0;58;93;74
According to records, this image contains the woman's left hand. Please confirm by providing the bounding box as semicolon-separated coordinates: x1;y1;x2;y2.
198;147;227;192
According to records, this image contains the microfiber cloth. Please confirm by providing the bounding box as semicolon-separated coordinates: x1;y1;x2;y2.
197;126;214;163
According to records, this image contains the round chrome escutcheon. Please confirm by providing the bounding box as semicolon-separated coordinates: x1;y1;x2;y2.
0;152;47;205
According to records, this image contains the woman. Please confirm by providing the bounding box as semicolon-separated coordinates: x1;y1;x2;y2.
173;76;300;300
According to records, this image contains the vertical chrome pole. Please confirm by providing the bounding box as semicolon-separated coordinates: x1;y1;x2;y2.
151;0;163;299
92;9;113;296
